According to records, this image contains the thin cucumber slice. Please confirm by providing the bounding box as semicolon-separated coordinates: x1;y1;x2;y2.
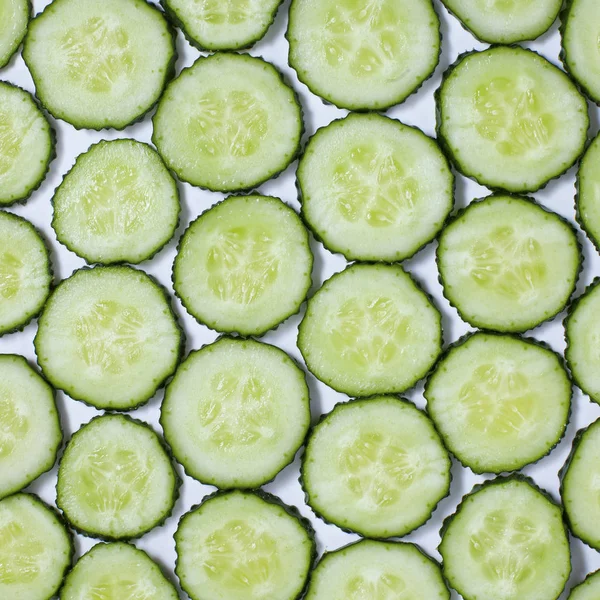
0;493;73;600
577;132;600;250
174;195;312;335
23;0;175;130
61;542;179;600
175;491;315;600
287;0;440;110
298;113;454;262
52;140;180;265
0;355;61;500
57;414;179;540
440;476;571;600
306;540;449;600
437;46;589;192
162;0;283;50
0;82;54;205
437;195;581;332
0;211;52;336
0;0;29;68
302;396;451;538
153;53;302;192
568;570;600;600
162;336;310;489
425;333;571;473
298;264;441;396
35;266;182;410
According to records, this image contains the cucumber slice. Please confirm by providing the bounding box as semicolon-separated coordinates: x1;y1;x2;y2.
306;540;449;600
153;53;302;192
287;0;440;110
23;0;175;130
162;0;283;50
302;396;451;538
0;82;54;205
568;570;600;600
298;264;441;396
298;113;454;262
175;491;315;600
174;195;312;335
0;355;61;500
425;333;571;473
0;493;73;600
440;476;571;600
162;336;310;489
0;0;29;68
52;140;180;265
437;195;581;332
0;211;52;336
61;542;179;600
57;414;179;540
437;46;588;192
35;266;182;410
577;132;600;250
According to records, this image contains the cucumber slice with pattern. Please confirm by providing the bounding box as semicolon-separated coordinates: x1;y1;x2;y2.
153;53;302;192
302;396;451;538
437;46;588;192
23;0;175;130
0;0;29;68
568;571;600;600
440;476;571;600
576;132;600;250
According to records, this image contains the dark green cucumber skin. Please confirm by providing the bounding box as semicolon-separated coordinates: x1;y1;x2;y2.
299;396;452;539
56;414;181;542
0;0;30;69
575;134;600;253
174;489;317;600
22;0;177;131
51;139;181;266
436;47;590;194
568;569;600;598
296;113;455;263
33;265;185;411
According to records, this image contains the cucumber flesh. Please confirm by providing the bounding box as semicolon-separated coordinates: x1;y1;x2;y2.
577;133;600;250
568;570;600;600
0;0;29;68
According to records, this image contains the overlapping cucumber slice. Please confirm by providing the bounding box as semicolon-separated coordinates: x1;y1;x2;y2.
577;132;600;250
568;570;600;600
0;0;29;68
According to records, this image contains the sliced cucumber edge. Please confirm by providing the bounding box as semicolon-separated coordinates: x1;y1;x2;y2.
0;0;31;69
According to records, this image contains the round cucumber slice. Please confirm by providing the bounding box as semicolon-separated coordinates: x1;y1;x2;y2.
35;265;183;411
0;82;54;206
302;396;451;538
0;0;29;68
577;132;600;250
153;53;302;192
162;336;310;489
288;0;440;110
306;540;449;600
437;195;581;332
175;491;315;600
440;476;571;600
298;263;441;396
23;0;175;130
0;211;52;336
437;46;588;192
57;414;179;540
61;542;179;600
174;195;312;335
0;493;73;600
52;140;180;265
425;333;571;473
298;113;454;262
568;571;600;600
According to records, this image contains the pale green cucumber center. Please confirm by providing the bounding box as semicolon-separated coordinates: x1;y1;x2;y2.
196;0;255;25
0;250;23;299
0;519;44;584
0;387;29;459
0;107;35;176
86;576;157;600
482;0;533;11
346;573;409;599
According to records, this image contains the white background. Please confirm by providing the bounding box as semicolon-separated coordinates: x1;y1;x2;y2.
2;1;600;598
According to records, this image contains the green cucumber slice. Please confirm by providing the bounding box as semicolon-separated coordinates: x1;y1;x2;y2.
568;570;600;600
298;113;454;262
425;332;571;473
174;195;312;335
298;263;441;396
162;336;310;489
23;0;175;130
577;132;600;250
61;542;179;600
57;414;179;540
153;53;302;192
52;140;180;265
0;493;73;600
302;396;451;538
0;211;52;336
287;0;440;110
175;491;315;600
440;476;571;600
437;195;581;332
306;540;449;600
437;46;588;192
0;0;29;68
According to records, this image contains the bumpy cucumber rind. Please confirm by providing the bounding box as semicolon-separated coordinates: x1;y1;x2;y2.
575;136;600;252
0;0;31;68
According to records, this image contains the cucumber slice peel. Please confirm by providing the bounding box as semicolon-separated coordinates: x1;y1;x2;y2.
0;0;29;68
576;132;600;251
